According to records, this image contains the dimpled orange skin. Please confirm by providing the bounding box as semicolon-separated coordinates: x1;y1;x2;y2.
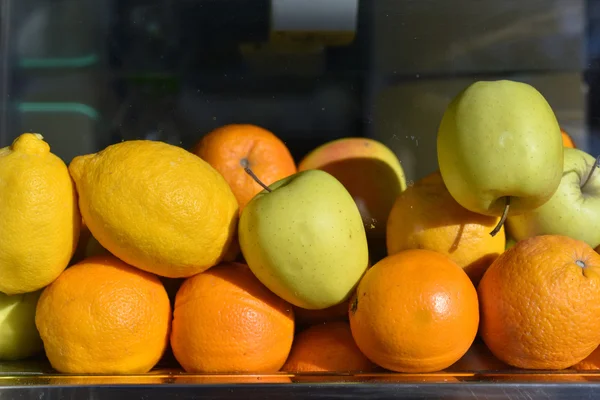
386;171;504;285
170;262;295;373
34;255;172;374
478;235;600;370
348;249;479;373
281;321;377;373
191;124;297;213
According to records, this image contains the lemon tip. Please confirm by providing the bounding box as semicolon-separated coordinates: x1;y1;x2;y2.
10;133;50;154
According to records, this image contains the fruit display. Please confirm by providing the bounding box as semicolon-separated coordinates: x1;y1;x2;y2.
2;79;600;384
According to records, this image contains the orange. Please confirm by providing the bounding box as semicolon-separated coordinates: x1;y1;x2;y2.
170;262;295;373
478;235;600;370
386;171;505;285
281;321;376;373
561;128;576;148
34;254;171;374
191;124;297;213
571;346;600;370
348;249;479;373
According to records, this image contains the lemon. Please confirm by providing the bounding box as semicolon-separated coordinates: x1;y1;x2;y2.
0;133;80;295
68;140;239;278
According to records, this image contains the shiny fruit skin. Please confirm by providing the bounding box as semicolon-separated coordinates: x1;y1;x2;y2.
349;249;479;373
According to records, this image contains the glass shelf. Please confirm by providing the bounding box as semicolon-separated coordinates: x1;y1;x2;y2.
2;360;600;399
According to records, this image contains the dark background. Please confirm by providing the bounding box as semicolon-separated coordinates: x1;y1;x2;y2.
0;0;595;180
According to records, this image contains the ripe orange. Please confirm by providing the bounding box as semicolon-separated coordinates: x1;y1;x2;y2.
571;346;600;370
561;128;576;148
191;124;297;213
478;235;600;370
348;249;479;373
386;171;505;285
170;262;295;373
281;321;376;373
34;254;171;374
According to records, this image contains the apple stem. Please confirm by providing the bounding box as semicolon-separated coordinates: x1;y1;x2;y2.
243;167;272;193
581;155;600;190
490;197;511;237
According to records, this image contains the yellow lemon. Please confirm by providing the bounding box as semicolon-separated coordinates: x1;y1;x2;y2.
68;140;239;278
0;133;80;294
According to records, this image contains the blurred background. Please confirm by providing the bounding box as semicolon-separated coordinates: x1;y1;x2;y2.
0;0;594;181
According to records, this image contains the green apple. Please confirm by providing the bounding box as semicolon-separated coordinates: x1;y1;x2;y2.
437;80;564;234
0;290;44;361
505;237;517;251
238;169;369;310
506;148;600;248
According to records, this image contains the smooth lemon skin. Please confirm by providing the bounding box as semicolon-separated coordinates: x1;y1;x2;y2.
0;133;80;295
68;140;239;278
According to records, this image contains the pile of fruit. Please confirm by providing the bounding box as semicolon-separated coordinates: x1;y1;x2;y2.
2;79;600;378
